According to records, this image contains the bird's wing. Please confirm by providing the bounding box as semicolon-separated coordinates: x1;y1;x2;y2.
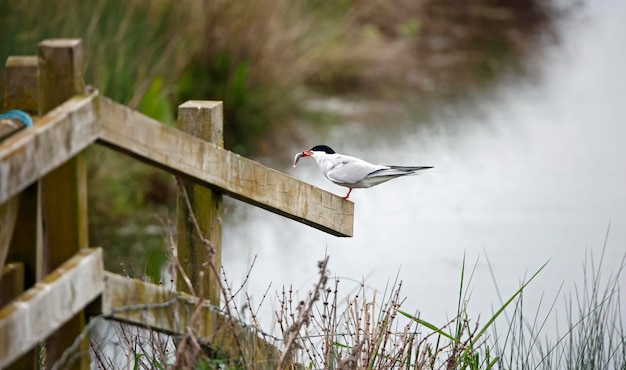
324;155;385;185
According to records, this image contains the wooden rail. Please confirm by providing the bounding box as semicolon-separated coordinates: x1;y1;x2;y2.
0;249;104;368
103;272;282;364
0;93;353;237
98;96;353;237
0;38;354;369
0;94;99;204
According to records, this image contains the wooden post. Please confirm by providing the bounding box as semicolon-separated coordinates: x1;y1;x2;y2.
0;263;25;307
0;200;18;273
38;39;89;370
0;57;38;140
3;183;43;289
4;56;38;114
1;55;41;370
1;55;40;279
176;101;224;305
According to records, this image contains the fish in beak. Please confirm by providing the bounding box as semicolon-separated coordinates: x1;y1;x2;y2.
292;149;312;167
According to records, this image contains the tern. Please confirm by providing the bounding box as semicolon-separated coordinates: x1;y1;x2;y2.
293;145;433;200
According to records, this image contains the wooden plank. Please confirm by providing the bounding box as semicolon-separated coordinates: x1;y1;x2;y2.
0;248;104;369
177;101;223;304
97;97;354;237
103;272;282;366
38;38;90;370
0;94;99;205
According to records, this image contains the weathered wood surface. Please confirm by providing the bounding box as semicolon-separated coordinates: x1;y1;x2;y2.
4;56;38;114
4;180;43;289
42;152;89;269
177;101;224;304
38;38;91;370
98;96;354;237
0;118;26;141
2;52;41;370
38;38;90;269
0;197;18;276
1;93;353;237
0;262;38;369
0;93;98;205
103;272;282;365
0;248;104;369
38;39;84;115
0;262;24;307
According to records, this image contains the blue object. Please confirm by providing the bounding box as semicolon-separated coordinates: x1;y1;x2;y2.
0;109;34;127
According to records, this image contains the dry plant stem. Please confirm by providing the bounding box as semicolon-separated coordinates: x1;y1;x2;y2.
222;254;258;308
90;339;107;369
174;327;203;369
172;282;215;363
155;212;178;289
172;253;197;297
174;270;207;369
245;282;272;329
278;257;330;368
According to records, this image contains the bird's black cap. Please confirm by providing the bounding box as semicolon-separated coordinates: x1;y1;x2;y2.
310;145;335;154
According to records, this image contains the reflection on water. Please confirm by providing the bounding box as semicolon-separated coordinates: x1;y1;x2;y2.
222;1;626;332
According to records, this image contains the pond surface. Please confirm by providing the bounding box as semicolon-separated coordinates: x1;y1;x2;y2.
222;0;626;334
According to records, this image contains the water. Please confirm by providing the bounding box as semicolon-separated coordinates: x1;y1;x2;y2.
222;1;626;336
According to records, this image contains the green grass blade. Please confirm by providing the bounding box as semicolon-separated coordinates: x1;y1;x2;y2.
399;310;457;342
332;341;352;349
469;260;549;348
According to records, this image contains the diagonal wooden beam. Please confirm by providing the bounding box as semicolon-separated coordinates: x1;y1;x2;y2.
97;96;354;237
0;93;99;205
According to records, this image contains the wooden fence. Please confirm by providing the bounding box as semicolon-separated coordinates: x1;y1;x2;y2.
0;39;354;369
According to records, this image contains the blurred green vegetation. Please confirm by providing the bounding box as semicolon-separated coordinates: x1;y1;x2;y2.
1;0;555;277
1;0;555;150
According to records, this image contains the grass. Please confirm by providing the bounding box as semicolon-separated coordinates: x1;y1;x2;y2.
1;0;557;153
80;184;625;369
83;243;625;369
490;226;626;369
273;254;545;369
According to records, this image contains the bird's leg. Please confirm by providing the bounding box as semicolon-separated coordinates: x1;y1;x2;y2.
343;188;352;199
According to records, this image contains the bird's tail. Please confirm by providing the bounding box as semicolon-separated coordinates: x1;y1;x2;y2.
386;165;434;172
368;165;433;177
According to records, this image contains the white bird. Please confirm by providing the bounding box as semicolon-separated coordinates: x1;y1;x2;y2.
293;145;433;200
